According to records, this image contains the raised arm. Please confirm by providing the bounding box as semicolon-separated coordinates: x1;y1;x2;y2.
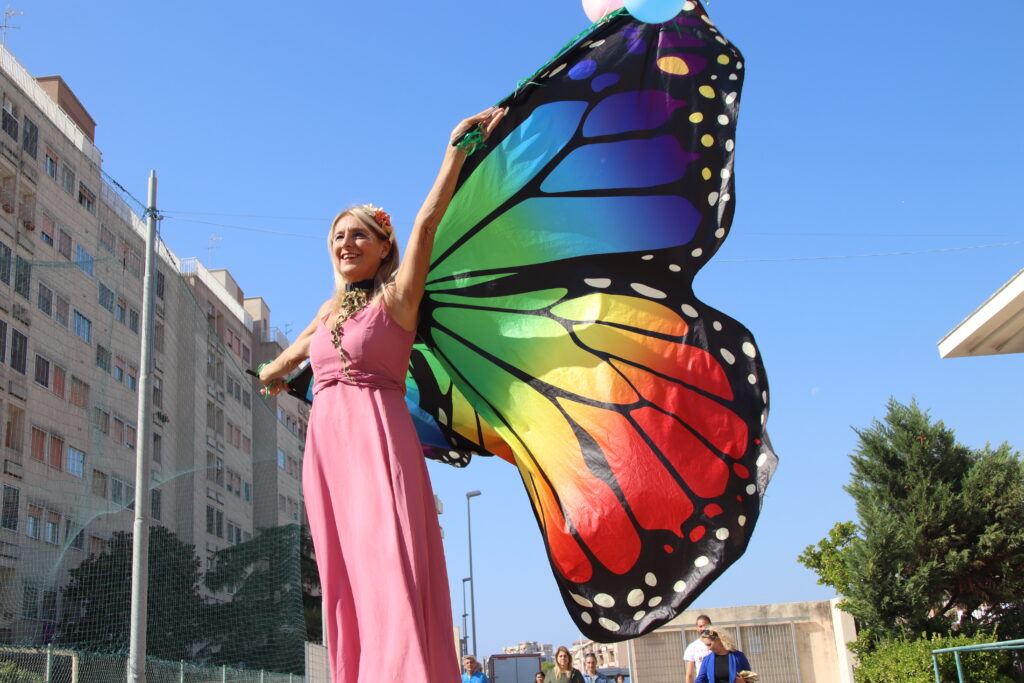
258;299;333;395
385;107;506;330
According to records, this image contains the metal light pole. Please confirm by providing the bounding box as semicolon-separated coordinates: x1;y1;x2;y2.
128;171;160;683
466;490;481;657
460;577;471;658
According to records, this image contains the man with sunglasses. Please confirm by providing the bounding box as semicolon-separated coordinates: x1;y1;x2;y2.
684;615;713;683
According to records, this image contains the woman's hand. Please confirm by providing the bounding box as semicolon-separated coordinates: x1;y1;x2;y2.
449;106;507;147
258;366;288;397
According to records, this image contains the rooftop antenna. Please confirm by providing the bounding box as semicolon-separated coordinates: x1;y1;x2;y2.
1;6;22;48
207;234;222;265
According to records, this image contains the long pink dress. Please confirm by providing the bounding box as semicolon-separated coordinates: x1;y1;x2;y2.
303;300;458;682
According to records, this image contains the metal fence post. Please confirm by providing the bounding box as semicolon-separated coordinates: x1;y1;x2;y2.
260;670;265;683
45;644;52;683
953;651;965;683
179;659;185;683
222;664;227;683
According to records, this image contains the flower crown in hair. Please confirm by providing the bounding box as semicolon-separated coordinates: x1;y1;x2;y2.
361;204;394;242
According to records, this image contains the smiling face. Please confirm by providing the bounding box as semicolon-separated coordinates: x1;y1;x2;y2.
584;654;597;674
463;657;476;675
330;212;390;284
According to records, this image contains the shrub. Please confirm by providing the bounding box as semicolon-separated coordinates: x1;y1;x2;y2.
854;632;1013;683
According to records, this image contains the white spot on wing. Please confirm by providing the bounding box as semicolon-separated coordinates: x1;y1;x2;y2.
631;283;667;299
584;278;611;289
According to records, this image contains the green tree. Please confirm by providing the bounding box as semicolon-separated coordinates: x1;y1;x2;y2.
200;524;307;673
799;399;1024;647
300;524;323;643
58;526;205;660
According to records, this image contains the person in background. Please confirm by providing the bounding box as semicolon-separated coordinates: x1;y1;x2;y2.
535;673;546;683
582;653;608;683
694;629;754;683
684;614;714;683
462;655;489;683
614;676;626;683
545;646;584;683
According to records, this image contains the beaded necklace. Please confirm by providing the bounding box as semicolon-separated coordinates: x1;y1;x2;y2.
330;279;374;379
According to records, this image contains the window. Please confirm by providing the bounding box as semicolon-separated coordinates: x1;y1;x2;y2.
156;270;165;299
95;345;111;372
153;376;163;408
100;225;116;253
113;417;124;444
153;433;162;463
242;436;250;455
88;536;105;555
40;213;55;246
77;183;96;214
57;229;72;260
94;408;110;435
126;365;138;392
243;482;251;503
154;322;165;352
1;96;18;140
44;511;59;544
33;355;49;387
206;453;224;487
0;318;6;364
5;404;24;455
116;299;126;323
25;504;41;539
73;311;91;342
45;150;57;180
278;449;286;469
54;296;69;327
98;283;114;311
124;424;136;450
91;470;107;498
2;484;19;531
67;447;85;478
113;356;125;382
31;427;46;462
48;435;63;470
75;245;94;277
151;487;161;521
67;521;84;550
242;390;251;409
129;308;139;333
13;256;30;299
37;283;52;315
111;477;134;507
0;240;10;284
21;116;37;158
60;163;75;195
10;329;27;374
52;365;66;398
70;377;88;408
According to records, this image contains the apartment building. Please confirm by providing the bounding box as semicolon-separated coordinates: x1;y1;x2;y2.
0;44;307;644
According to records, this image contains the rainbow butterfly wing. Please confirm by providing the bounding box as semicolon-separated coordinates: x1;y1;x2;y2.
413;2;777;640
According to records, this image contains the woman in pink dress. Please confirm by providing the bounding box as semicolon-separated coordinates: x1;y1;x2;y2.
258;107;505;682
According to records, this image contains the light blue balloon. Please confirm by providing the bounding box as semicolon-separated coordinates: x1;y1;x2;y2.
624;0;685;24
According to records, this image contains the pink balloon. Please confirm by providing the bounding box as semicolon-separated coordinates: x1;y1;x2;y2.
582;0;624;23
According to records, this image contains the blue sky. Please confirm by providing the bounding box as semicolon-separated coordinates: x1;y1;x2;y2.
13;0;1024;659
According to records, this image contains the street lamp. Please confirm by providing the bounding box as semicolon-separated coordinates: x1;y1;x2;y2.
466;490;482;657
461;577;471;658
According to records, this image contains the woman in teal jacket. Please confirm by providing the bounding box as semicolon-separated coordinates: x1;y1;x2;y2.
693;629;755;683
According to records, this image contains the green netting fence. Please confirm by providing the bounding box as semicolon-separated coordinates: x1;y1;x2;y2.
0;175;314;680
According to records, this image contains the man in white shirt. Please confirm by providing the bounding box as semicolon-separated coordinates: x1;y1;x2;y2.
683;614;713;683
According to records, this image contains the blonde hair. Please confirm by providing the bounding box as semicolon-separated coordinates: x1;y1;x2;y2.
327;205;399;304
704;628;738;652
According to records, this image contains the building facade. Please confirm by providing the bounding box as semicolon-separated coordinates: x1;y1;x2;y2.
0;43;308;647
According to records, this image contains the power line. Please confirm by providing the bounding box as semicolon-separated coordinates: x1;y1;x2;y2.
161;215;322;240
160;210;328;222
